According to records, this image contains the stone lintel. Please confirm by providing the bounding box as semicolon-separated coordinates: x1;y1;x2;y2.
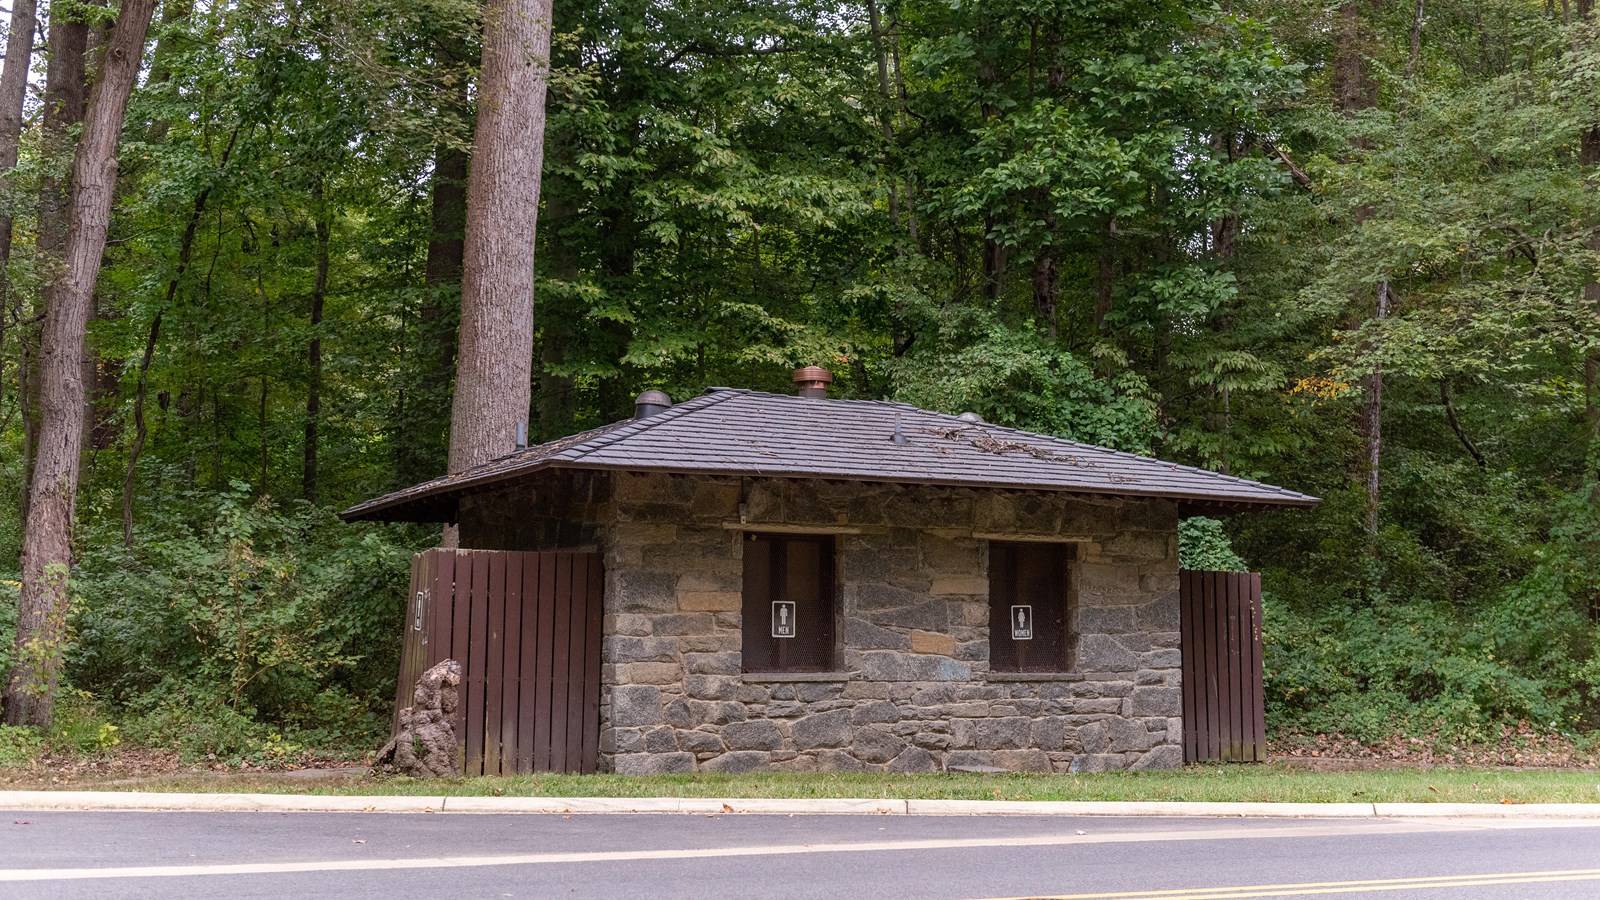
741;672;853;683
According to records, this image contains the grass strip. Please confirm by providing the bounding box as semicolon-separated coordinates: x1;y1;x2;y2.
8;764;1600;804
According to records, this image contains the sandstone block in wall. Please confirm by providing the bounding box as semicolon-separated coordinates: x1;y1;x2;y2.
850;700;901;725
722;720;786;751
1076;634;1140;672
1074;753;1127;773
909;630;956;656
685;675;768;703
1140;649;1181;670
842;619;910;650
606;636;680;664
1101;532;1169;561
860;651;971;682
792;708;853;749
676;570;742;594
1079;721;1109;753
612;752;696;774
1078;563;1142;595
701;751;771;773
1135;596;1181;632
851;726;907;763
921;535;981;575
684;652;741;675
651;613;716;635
974;716;1032;750
614;571;679;613
813;749;870;772
677;729;726;754
944;750;994;769
678;591;740;612
1131;687;1181;717
1029;717;1075;752
643;726;678;752
1075;606;1136;634
685;699;747;726
1108;717;1153;752
991;749;1051;772
607;614;653;636
887;746;938;773
611;685;665;727
1132;744;1183;771
621;662;681;685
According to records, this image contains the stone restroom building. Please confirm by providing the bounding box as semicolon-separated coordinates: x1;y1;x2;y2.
344;368;1315;775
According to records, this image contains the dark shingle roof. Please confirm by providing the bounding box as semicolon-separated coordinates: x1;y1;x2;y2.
340;388;1318;522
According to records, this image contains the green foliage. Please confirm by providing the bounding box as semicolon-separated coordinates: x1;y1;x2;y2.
1178;518;1248;572
63;484;415;758
0;725;42;768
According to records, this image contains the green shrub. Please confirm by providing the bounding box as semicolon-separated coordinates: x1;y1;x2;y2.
0;725;42;768
65;482;417;757
1178;518;1248;572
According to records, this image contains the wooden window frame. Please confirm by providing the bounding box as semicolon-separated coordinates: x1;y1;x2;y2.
740;532;837;673
986;541;1074;673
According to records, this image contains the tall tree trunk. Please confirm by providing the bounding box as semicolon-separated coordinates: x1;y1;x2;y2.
0;0;37;444
303;196;331;503
0;0;38;291
5;0;157;728
20;1;90;526
446;0;555;517
1094;216;1118;334
1581;0;1598;446
1363;280;1390;543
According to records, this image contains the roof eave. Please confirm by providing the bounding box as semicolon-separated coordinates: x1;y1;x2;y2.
340;458;1319;523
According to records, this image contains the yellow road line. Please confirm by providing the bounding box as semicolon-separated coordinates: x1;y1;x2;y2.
977;868;1600;900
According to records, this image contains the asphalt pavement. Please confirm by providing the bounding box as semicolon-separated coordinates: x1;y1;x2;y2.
3;810;1600;899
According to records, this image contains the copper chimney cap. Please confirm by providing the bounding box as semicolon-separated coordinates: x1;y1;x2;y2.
792;366;833;399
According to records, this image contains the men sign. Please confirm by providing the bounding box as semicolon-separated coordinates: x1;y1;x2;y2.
772;600;796;638
1011;605;1033;640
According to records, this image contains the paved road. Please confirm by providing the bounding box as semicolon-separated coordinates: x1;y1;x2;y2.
2;810;1599;899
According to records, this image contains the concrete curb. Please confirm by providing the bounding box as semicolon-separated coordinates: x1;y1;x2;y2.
2;791;1598;818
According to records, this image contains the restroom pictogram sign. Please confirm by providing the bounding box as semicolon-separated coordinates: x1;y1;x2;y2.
772;601;796;638
1011;605;1033;640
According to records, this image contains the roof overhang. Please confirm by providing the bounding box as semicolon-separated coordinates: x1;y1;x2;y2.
341;461;1319;524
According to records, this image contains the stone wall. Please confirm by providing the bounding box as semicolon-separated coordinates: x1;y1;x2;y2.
595;473;1183;774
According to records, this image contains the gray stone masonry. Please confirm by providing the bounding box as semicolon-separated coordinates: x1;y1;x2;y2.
591;473;1183;775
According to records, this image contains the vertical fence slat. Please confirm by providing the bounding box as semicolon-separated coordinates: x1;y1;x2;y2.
464;552;491;776
1178;571;1195;763
581;555;604;774
534;552;558;773
431;550;453;667
564;554;591;773
549;553;573;772
500;552;525;776
1248;573;1266;762
484;552;507;777
518;553;541;774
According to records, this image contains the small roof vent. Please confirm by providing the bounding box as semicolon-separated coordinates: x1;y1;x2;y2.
634;390;672;419
792;366;833;400
957;411;985;423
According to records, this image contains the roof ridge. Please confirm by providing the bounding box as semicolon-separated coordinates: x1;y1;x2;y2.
554;389;742;462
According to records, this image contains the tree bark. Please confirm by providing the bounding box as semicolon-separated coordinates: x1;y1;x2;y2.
1363;280;1390;543
446;0;554;540
20;1;90;526
0;0;38;289
5;0;158;728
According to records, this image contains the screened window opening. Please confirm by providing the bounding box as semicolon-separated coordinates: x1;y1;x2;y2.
741;533;836;672
988;542;1072;672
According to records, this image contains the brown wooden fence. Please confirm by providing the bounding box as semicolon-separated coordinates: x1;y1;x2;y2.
395;548;604;776
1178;569;1266;763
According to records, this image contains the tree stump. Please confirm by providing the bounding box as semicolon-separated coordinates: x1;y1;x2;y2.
373;659;462;777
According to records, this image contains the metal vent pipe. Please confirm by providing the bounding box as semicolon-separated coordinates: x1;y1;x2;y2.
792;366;833;399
